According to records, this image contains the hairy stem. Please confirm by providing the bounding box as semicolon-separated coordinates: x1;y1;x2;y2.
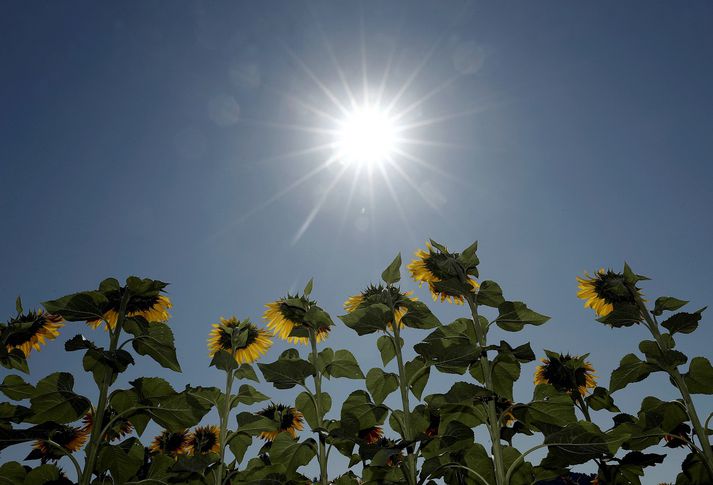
216;367;235;484
391;316;418;485
310;330;328;485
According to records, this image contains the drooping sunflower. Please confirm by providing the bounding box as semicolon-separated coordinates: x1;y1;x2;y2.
257;403;304;441
663;422;691;448
534;353;597;397
4;310;63;357
87;292;172;331
424;408;440;438
187;425;220;455
577;269;641;317
358;426;384;445
408;242;479;305
81;408;133;442
263;296;329;345
26;425;88;463
207;316;272;364
374;437;404;467
149;429;189;457
344;284;417;330
496;399;516;427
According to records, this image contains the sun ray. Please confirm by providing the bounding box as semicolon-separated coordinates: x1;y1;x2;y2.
383;156;442;213
238;117;336;136
391;146;469;187
336;163;364;238
255;142;334;166
291;162;351;245
377;159;416;240
398;103;499;131
391;73;461;123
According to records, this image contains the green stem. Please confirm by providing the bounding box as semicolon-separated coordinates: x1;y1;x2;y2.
309;330;328;485
391;319;417;485
80;291;130;485
636;297;713;480
216;367;235;484
465;296;506;485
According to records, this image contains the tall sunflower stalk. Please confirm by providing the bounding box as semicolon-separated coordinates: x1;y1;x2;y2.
308;327;329;485
207;317;272;483
79;290;130;485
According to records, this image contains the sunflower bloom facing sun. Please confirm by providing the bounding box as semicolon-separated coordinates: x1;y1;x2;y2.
26;425;88;463
408;242;479;305
263;296;330;345
149;429;189;457
257;403;304;442
577;269;642;317
207;316;272;364
5;310;63;357
87;293;172;331
187;425;220;455
344;284;416;330
534;353;597;397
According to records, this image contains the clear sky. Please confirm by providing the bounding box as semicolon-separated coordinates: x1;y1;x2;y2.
2;1;713;482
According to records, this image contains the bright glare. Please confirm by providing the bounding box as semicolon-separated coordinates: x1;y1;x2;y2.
334;105;398;166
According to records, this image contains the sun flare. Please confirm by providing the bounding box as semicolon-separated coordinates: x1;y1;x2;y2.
333;105;398;166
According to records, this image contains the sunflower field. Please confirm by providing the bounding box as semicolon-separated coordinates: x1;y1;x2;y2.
2;240;712;485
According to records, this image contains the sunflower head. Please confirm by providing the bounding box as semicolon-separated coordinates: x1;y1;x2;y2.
534;351;597;397
263;294;331;345
187;425;220;455
344;284;417;330
82;408;133;442
577;268;643;324
407;241;479;305
149;429;189;457
424;408;441;438
496;398;516;427
257;402;304;441
4;310;63;357
373;437;404;467
358;426;384;445
26;425;88;463
207;316;272;364
87;278;172;331
663;422;691;448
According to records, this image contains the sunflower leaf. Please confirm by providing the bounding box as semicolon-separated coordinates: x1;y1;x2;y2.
236;411;279;435
683;357;713;394
269;433;318;478
303;278;314;297
377;335;401;366
339;303;391;335
296;390;332;429
495;301;549;332
27;372;90;424
227;431;252;464
126;320;181;372
325;349;364;379
478;280;504;308
400;299;440;329
0;349;29;374
653;297;689;316
0;375;34;401
96;439;145;483
366;368;399;405
210;350;240;373
234;384;270;406
258;351;315;390
42;290;108;322
585;387;620;412
235;363;260;382
661;308;706;335
83;347;135;386
339;390;389;436
609;354;660;393
405;356;430;399
381;253;402;284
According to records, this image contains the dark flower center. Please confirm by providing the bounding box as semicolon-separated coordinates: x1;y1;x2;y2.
5;313;47;346
593;272;636;305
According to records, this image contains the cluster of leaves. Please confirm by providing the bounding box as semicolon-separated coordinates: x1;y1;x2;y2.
1;241;711;485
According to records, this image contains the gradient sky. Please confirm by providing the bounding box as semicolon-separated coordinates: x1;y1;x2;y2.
2;1;713;482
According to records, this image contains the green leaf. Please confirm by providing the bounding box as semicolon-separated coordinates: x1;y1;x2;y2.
15;297;23;315
459;240;480;275
478;280;505;308
125;320;181;372
414;320;479;375
258;349;315;389
405;356;430;399
148;390;213;431
541;421;609;468
400;299;441;329
377;335;400;366
28;372;90;424
83;347;135;386
684;357;713;394
295;391;331;429
513;385;577;435
596;303;642;328
227;432;252;464
639;339;687;368
339;303;392;335
236;411;279;435
325;349;364;379
472;353;519;401
339;390;388;436
42;291;107;322
24;464;64;485
609;353;659;393
234;384;270;406
235;363;260;382
0;461;25;484
0;375;34;401
210;349;240;373
381;253;402;284
0;349;29;374
495;301;549;331
653;296;689;316
365;368;399;405
662;308;706;335
303;278;314;297
303;305;333;332
269;433;318;478
96;438;145;483
585;387;620;412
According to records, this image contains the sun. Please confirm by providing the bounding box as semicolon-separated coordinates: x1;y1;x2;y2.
333;104;398;167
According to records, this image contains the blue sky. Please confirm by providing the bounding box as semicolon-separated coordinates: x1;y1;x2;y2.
2;1;713;481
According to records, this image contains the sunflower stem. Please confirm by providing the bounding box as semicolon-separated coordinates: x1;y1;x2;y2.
309;330;328;485
465;295;506;485
389;297;418;485
216;367;235;484
635;296;713;480
80;290;130;485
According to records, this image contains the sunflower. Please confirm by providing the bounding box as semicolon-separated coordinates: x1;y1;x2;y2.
87;293;172;331
187;425;220;455
534;353;597;397
4;310;63;357
577;269;642;317
207;316;272;364
344;284;416;330
257;403;304;441
407;242;479;305
82;408;133;442
149;429;189;457
424;408;440;438
358;426;384;445
663;422;691;448
26;425;88;463
496;399;516;426
374;438;403;467
263;296;329;345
